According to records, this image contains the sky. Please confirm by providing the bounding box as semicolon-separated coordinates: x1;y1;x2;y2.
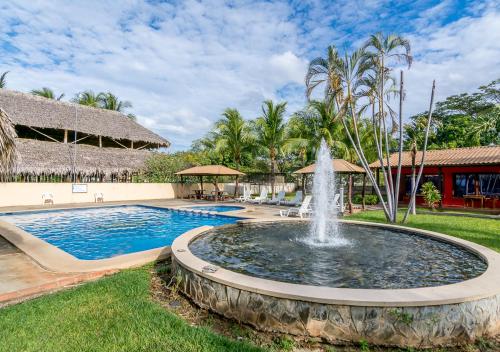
1;0;499;151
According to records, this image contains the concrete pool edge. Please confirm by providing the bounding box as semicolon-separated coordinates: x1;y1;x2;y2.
171;219;500;347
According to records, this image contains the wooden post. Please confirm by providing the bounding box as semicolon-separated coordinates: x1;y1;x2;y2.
63;130;68;143
348;173;353;214
131;141;134;149
99;136;102;148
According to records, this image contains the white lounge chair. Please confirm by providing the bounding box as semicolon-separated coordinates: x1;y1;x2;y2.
42;193;54;205
94;192;104;202
235;187;251;202
247;189;268;204
280;195;313;218
267;190;286;205
280;190;303;206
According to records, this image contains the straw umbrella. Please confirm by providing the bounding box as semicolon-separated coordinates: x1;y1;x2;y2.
0;108;18;176
293;159;365;213
175;165;245;199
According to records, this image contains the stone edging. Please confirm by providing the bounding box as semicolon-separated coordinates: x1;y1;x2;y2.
171;219;500;307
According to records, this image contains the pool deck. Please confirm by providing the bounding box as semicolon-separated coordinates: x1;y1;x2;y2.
0;199;283;305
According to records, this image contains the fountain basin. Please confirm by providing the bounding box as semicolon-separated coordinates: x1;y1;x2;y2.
172;220;500;347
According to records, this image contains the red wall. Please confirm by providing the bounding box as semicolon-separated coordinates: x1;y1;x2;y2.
391;165;500;208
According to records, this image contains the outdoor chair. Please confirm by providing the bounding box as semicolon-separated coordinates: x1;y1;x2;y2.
280;191;303;206
42;193;54;205
267;190;286;205
247;189;268;204
94;193;104;203
280;195;313;218
235;187;251;202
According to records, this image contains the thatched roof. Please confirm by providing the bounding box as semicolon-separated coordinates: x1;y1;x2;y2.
175;165;245;176
14;138;153;176
294;159;365;174
0;89;169;147
368;145;500;168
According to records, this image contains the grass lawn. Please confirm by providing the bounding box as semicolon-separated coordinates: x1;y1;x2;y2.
0;266;263;352
348;210;500;252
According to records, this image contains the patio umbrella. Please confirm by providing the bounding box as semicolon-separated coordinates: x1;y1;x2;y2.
293;159;365;213
175;165;245;199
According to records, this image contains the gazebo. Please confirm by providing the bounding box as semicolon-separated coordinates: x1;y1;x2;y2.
294;159;366;212
175;165;245;200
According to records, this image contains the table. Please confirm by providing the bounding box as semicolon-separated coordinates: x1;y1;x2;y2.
464;195;485;208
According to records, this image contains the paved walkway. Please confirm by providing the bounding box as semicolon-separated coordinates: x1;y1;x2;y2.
0;199;282;306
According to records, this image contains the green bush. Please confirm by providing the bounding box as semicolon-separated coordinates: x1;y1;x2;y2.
352;194;379;205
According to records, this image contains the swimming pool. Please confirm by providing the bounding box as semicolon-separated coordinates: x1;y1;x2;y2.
188;205;244;212
0;205;241;260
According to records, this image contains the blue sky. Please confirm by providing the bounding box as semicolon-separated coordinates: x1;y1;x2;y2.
1;0;499;150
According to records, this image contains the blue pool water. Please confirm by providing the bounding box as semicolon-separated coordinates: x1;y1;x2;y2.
0;205;241;260
188;205;244;212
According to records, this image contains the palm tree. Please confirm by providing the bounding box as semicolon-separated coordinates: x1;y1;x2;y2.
255;100;287;197
213;108;250;195
72;90;104;108
31;87;65;100
99;92;132;113
363;33;412;220
0;108;18;176
0;71;8;88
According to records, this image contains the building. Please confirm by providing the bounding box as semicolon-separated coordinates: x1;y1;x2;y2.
369;145;500;209
0;89;169;182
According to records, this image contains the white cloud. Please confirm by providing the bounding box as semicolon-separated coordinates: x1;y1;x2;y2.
0;0;499;151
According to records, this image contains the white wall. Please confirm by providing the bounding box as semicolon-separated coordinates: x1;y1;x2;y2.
0;183;180;207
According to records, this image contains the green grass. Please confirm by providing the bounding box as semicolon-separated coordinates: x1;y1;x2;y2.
0;266;263;352
348;210;500;252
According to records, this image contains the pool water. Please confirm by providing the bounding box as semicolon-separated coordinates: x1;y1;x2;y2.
188;205;244;212
1;205;241;260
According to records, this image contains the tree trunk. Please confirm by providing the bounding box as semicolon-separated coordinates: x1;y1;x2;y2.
361;173;366;210
403;80;436;222
394;70;404;221
410;142;417;215
270;148;276;198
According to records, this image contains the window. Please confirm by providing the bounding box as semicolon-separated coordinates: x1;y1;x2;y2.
405;174;441;195
453;173;500;197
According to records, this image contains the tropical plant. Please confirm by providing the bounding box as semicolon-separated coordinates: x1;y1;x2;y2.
72;90;104;108
255;100;287;197
421;181;441;210
306;34;435;223
0;71;8;88
99;92;132;113
213;108;252;195
31;87;65;100
0;108;18;175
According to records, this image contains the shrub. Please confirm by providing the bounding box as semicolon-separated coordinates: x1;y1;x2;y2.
421;181;441;210
352;194;379;205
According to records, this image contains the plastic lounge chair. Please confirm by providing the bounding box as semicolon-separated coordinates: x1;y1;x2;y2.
94;192;104;202
42;193;54;205
247;189;268;204
280;191;303;206
280;195;312;218
235;187;251;202
267;190;286;205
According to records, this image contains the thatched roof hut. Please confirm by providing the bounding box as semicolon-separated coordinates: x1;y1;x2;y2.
0;89;170;180
0;89;169;148
14;138;152;177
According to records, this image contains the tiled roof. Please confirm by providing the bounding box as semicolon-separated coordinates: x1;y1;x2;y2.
368;145;500;168
175;165;245;176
